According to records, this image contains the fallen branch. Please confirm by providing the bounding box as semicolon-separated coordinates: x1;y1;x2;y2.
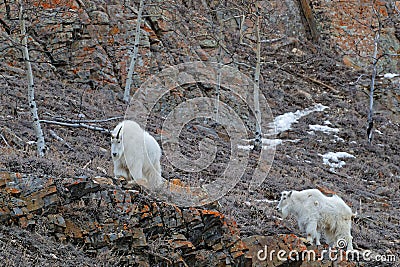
300;73;339;93
48;116;124;124
83;159;92;169
49;129;74;151
283;68;339;93
1;126;25;148
233;61;255;70
0;133;10;147
0;61;25;75
265;58;340;93
40;120;110;134
350;74;366;85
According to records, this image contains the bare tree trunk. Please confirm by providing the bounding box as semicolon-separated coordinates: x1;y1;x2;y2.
19;0;45;156
253;11;262;152
214;10;225;123
214;54;221;122
123;0;145;103
367;5;381;143
298;0;319;43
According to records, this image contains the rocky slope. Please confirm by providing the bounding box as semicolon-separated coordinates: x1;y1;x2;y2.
0;171;249;266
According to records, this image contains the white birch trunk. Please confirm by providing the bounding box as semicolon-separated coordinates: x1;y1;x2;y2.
19;1;45;156
367;30;379;143
253;13;262;151
123;0;145;103
367;8;381;143
214;11;224;123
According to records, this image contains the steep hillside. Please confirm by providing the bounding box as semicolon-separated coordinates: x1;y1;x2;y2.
0;0;399;266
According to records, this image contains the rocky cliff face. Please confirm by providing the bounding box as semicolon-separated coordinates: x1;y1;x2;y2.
1;0;310;91
1;0;398;90
310;0;400;72
0;171;250;266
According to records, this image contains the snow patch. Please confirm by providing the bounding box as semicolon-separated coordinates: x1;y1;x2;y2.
383;73;399;79
237;139;282;150
332;135;344;143
238;138;300;150
237;144;254;151
253;199;278;204
239;104;328;151
319;152;355;172
267;103;329;135
262;138;283;147
309;124;339;134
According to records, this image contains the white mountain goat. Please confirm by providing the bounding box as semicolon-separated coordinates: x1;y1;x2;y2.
111;120;164;189
276;189;354;250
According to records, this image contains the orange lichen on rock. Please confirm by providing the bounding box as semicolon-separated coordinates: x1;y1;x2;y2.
201;209;225;219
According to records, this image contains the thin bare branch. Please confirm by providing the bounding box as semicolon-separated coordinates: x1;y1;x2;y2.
350;74;366;85
296;72;339;93
270;60;340;93
40;120;110;134
260;37;285;43
0;134;11;147
233;61;255;70
48;116;124;124
49;129;74;150
0;61;24;75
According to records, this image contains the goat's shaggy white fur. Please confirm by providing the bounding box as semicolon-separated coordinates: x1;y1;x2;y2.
111;120;164;189
277;189;354;250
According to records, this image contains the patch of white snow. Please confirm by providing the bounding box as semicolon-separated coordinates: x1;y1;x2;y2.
383;73;399;79
253;199;278;204
319;151;355;172
309;124;339;134
267;103;329;135
239;104;328;151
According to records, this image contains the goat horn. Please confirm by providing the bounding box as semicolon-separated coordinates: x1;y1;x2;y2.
116;126;122;139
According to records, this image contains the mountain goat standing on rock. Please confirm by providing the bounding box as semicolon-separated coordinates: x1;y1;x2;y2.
111;120;164;189
276;189;354;251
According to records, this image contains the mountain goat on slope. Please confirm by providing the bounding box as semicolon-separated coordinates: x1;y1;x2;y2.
276;188;354;251
111;120;164;189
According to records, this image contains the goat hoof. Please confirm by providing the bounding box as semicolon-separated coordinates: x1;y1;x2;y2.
304;240;313;246
122;182;139;190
